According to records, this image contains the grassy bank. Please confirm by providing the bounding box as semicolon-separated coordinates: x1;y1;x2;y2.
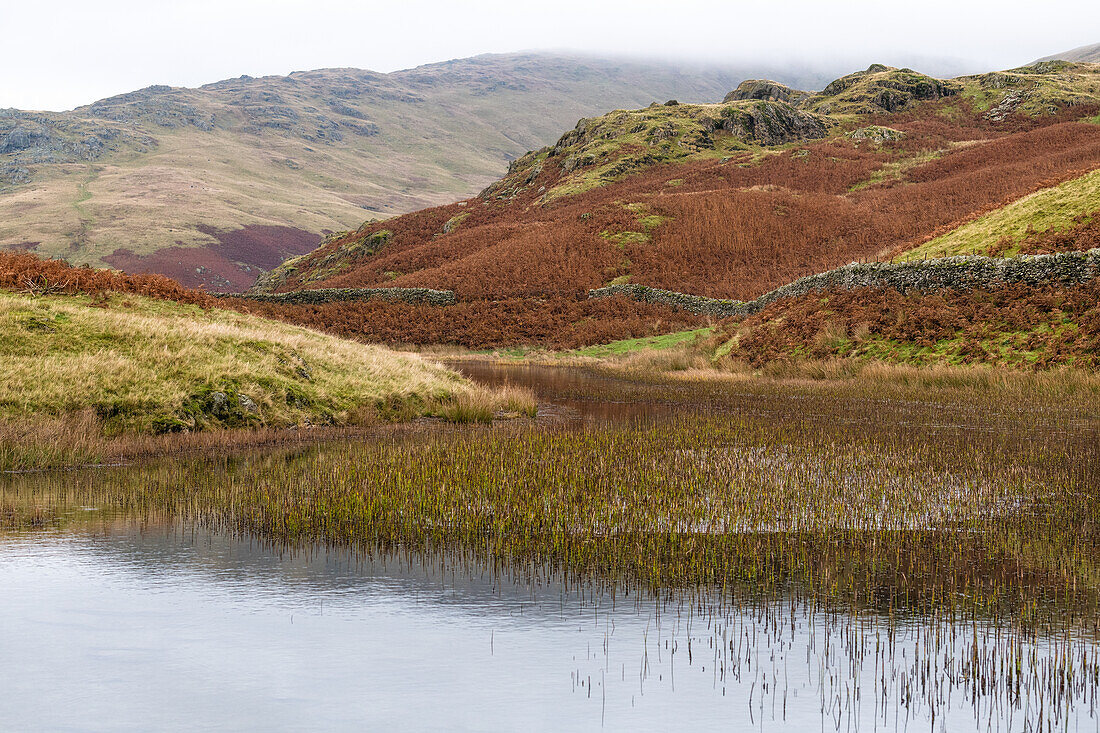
900;169;1100;260
0;289;535;470
448;312;1100;416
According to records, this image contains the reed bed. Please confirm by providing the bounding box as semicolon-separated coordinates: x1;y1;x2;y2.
3;372;1098;729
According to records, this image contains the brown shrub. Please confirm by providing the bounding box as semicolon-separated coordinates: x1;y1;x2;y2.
256;116;1100;346
0;252;215;306
726;281;1100;369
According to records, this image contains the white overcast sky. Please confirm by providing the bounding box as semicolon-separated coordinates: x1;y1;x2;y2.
2;0;1098;110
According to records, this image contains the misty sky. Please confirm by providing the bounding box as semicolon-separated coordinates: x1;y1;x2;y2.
3;0;1097;110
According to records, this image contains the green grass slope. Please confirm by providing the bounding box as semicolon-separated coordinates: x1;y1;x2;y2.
900;168;1100;260
0;290;479;434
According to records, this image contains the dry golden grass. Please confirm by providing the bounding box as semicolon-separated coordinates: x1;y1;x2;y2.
592;347;1100;412
440;384;539;423
0;289;536;462
0;410;104;470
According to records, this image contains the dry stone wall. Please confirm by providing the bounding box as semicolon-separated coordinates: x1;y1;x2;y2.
589;249;1100;318
221;287;456;306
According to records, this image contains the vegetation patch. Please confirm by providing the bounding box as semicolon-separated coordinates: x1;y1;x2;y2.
0;289;529;441
569;328;713;357
806;66;961;115
716;279;1100;370
902;168;1100;259
955;62;1100;119
440;212;470;235
484;99;828;203
253;226;392;291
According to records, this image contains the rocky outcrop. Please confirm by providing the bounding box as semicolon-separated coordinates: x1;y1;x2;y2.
485;97;832;201
718;101;829;145
589;249;1100;317
0;109;156;185
81;86;216;130
723;80;808;105
809;66;961;115
846;125;906;143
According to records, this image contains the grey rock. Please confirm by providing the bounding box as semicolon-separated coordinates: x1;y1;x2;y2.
209;391;230;416
1;124;49;154
719;102;829;146
723;80;808;105
847;126;906;144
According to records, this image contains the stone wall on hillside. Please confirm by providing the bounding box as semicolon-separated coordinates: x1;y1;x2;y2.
589;249;1100;318
220;287;456;306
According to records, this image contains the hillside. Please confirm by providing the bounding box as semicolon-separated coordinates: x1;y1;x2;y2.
1036;42;1100;64
0;252;534;461
0;53;815;291
899;168;1100;260
246;62;1100;349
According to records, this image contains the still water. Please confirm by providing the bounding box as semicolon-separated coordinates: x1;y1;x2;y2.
4;521;757;731
4;520;1079;732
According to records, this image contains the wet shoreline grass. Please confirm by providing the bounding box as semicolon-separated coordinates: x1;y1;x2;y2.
6;388;1096;604
4;369;1098;727
0;393;538;474
438;346;1100;422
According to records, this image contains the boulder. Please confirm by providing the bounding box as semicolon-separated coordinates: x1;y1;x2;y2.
723;80;806;105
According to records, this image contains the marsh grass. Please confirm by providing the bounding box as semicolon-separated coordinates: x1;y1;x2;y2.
0;410;104;471
573;346;1100;417
0;413;356;473
0;384;538;472
438;384;539;422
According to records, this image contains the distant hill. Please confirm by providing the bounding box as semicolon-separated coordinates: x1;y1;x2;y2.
1035;42;1100;63
0;52;839;291
247;62;1100;348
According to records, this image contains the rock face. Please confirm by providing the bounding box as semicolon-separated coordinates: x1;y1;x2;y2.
723;80;807;105
0;109;156;185
718;101;829;146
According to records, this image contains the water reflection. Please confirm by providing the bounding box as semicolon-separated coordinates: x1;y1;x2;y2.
0;518;1092;732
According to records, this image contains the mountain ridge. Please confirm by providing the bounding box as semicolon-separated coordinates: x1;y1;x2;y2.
243;60;1100;348
0;52;833;290
1035;41;1100;64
